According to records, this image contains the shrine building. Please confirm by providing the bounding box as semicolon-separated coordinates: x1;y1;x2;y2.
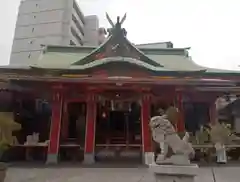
0;15;239;165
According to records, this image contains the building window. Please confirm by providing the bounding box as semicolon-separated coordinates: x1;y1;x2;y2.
72;15;84;35
73;1;85;24
71;27;83;45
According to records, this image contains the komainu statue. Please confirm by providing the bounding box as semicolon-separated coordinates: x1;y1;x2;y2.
149;107;195;165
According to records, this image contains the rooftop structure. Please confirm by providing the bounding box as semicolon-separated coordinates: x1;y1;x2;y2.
10;0;101;66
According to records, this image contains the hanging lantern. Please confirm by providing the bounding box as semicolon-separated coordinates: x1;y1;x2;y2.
102;112;106;118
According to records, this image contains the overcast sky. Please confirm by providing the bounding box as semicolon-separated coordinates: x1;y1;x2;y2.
1;0;240;70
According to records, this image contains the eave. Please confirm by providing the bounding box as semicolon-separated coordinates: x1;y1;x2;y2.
0;75;235;86
0;67;236;88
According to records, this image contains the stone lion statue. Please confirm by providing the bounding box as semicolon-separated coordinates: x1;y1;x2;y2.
149;107;195;165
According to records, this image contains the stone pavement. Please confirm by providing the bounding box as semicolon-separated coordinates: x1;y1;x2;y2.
5;165;240;182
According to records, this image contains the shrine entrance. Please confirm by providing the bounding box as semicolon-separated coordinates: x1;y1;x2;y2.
95;90;142;162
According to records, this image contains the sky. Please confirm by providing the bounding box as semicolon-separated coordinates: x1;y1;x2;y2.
0;0;240;70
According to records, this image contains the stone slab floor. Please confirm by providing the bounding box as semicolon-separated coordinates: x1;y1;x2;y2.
5;165;240;182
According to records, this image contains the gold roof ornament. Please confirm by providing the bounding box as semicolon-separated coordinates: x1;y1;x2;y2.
106;13;127;37
106;12;127;28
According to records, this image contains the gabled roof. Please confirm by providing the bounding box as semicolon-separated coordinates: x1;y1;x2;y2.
34;45;203;71
71;14;163;67
32;45;240;75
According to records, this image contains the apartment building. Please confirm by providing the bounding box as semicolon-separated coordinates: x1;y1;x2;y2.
10;0;101;65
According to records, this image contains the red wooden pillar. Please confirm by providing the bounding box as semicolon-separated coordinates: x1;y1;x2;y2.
176;92;185;132
141;94;153;164
46;86;63;164
61;101;69;140
83;93;97;164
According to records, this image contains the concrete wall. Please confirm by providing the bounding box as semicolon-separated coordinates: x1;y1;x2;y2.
12;36;63;52
11;51;43;66
18;0;68;13
83;15;99;46
10;0;97;66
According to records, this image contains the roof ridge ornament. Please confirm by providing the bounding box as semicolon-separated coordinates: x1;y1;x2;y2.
106;13;114;28
106;13;127;37
120;13;127;25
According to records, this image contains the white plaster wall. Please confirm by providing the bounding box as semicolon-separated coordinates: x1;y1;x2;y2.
16;10;65;26
10;51;43;66
18;0;68;14
83;15;99;46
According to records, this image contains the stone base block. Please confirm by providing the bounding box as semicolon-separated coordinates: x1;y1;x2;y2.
96;149;115;159
120;150;141;158
83;153;95;164
46;154;58;164
149;164;199;182
156;154;191;166
143;152;155;165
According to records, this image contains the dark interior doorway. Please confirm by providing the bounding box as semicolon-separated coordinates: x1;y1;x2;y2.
67;102;86;143
6;98;51;162
14;99;51;145
109;111;125;135
60;102;86;162
95;100;141;145
95;99;142;162
184;102;210;134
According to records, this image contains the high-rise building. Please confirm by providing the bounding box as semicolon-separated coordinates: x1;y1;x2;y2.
10;0;101;66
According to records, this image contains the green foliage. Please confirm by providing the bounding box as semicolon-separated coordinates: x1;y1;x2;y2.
196;130;210;144
209;122;232;144
0;112;21;155
0;140;9;152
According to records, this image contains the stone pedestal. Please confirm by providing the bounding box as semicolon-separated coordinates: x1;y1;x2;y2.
143;152;155;165
46;154;58;164
83;153;95;165
149;164;199;182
